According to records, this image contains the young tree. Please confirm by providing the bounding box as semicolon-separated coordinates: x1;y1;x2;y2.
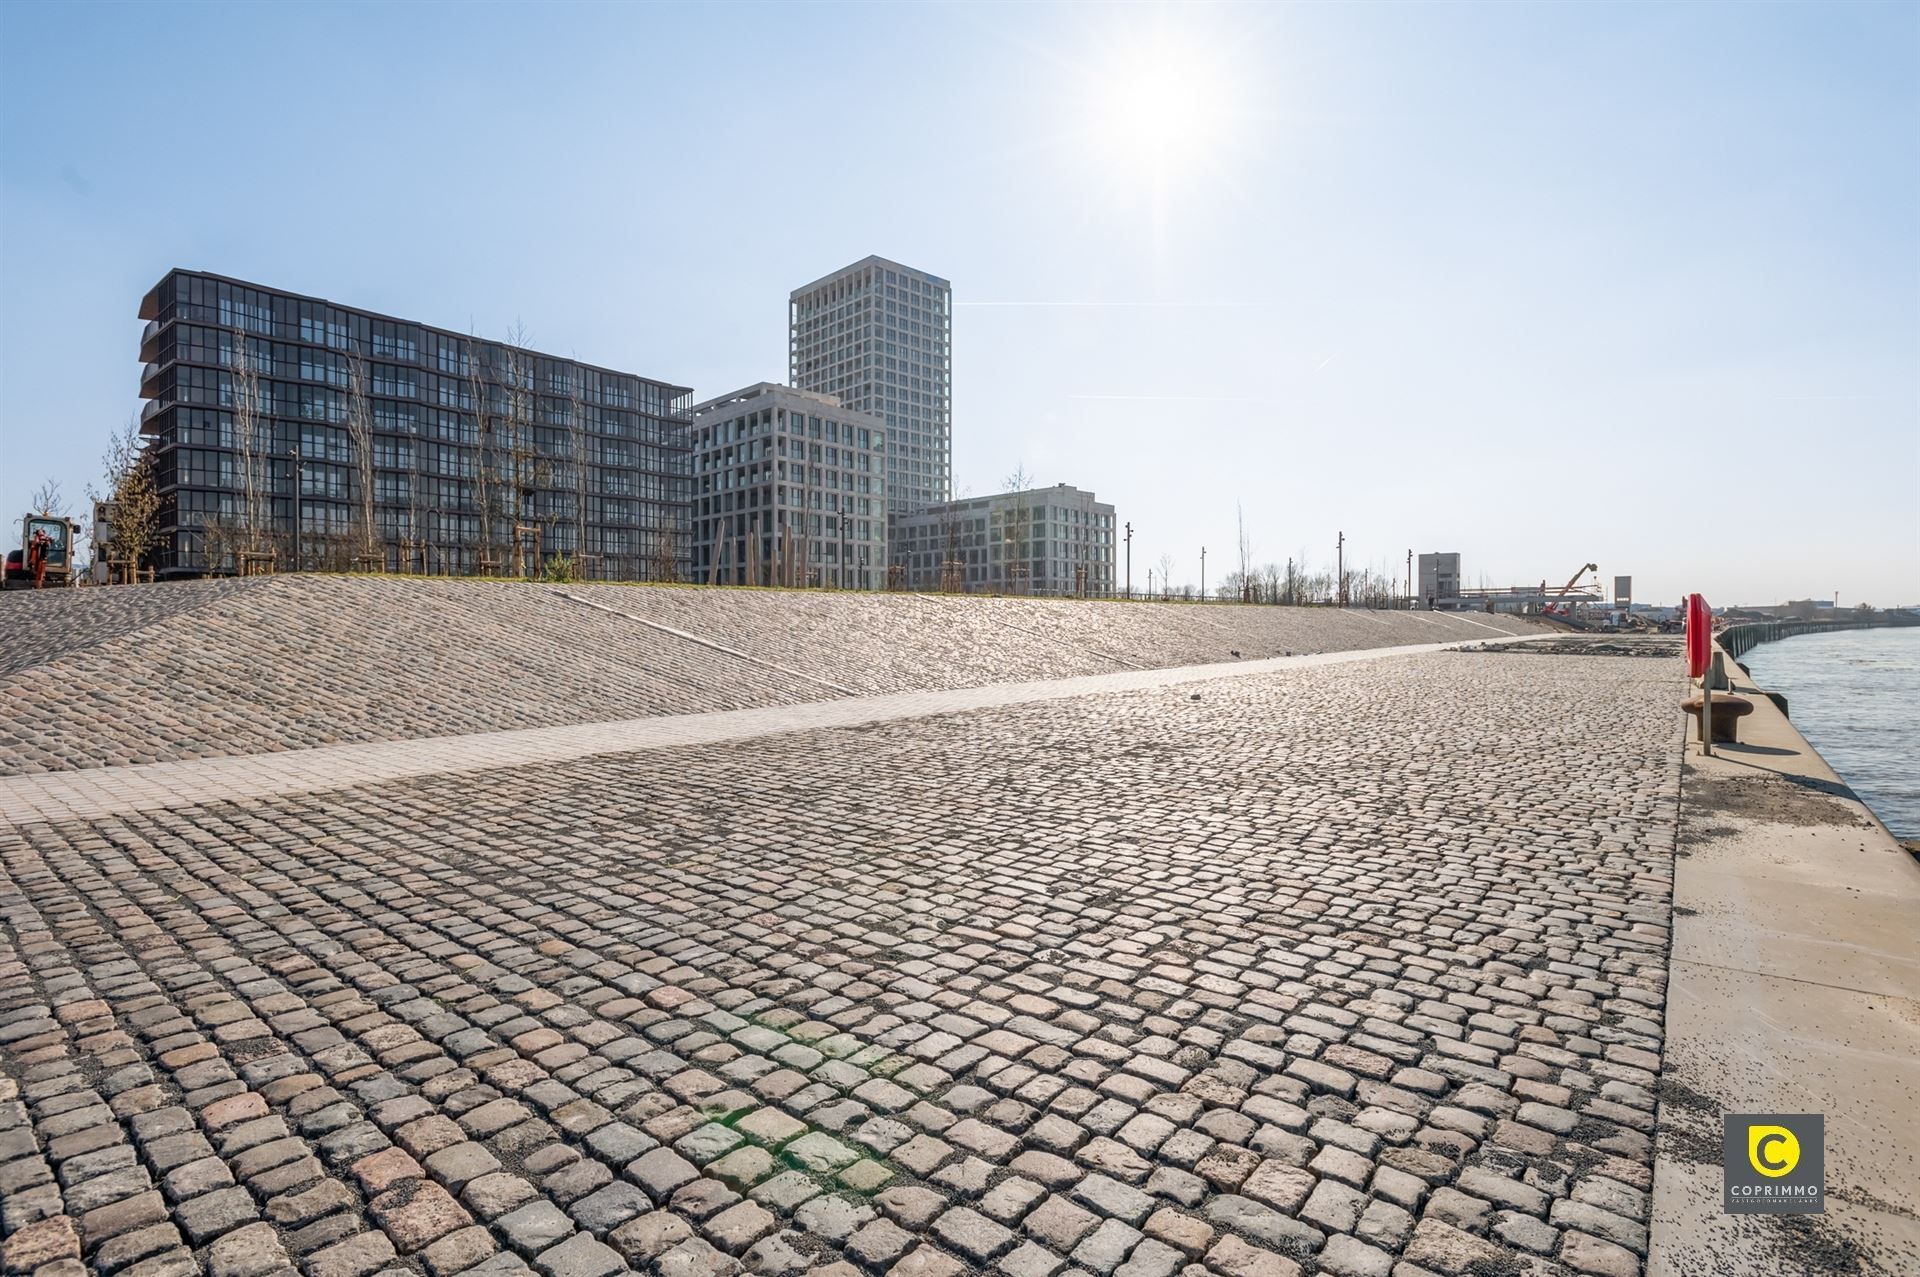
1002;463;1034;595
345;348;377;568
1235;503;1252;602
29;478;67;516
1158;553;1174;600
466;335;497;572
568;367;591;579
98;418;159;582
652;523;678;584
231;329;265;555
470;321;551;577
936;484;971;592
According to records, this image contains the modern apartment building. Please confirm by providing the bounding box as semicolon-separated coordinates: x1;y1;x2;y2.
686;383;887;589
890;484;1116;597
789;256;950;515
136;269;693;580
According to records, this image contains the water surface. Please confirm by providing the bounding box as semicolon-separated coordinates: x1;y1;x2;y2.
1740;626;1920;838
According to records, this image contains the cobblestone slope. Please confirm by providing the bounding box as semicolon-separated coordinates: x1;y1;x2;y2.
0;651;1680;1277
0;579;258;681
0;579;1543;775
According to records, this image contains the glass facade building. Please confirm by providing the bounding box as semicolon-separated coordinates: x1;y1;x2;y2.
686;384;887;589
789;256;950;516
890;484;1117;597
137;269;692;580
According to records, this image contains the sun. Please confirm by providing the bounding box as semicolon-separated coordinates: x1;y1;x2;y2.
1086;36;1236;176
1068;19;1248;237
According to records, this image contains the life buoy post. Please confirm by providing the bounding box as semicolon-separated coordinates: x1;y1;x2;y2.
1685;592;1713;755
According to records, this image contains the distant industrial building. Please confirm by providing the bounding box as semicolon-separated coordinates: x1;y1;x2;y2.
137;269;692;579
686;383;887;589
1418;552;1462;606
790;256;951;516
890;484;1116;596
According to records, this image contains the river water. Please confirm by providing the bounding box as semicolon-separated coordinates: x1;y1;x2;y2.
1739;625;1920;838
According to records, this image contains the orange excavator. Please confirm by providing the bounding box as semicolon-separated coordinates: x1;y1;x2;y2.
3;514;81;590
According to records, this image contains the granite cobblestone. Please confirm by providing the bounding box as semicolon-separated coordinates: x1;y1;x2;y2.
2;628;1677;1277
0;577;1540;776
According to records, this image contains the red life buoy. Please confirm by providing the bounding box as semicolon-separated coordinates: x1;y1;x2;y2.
1685;593;1710;680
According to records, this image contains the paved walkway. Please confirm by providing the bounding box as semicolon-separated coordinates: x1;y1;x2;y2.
0;637;1679;1277
0;638;1508;829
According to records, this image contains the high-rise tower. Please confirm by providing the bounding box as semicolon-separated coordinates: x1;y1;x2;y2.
790;256;950;514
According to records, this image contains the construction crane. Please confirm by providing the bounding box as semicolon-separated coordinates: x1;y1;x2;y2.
1541;563;1599;618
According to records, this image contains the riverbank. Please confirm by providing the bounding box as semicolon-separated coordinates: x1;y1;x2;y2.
1737;625;1920;840
1650;642;1920;1275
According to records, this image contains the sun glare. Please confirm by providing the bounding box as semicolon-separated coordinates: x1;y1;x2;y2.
1082;30;1240;183
1067;20;1248;241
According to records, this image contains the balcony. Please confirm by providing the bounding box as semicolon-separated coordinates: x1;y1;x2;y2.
138;317;167;363
139;361;164;400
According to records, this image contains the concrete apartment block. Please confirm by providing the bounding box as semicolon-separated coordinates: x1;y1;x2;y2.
790;256;951;516
890;483;1116;597
686;383;887;589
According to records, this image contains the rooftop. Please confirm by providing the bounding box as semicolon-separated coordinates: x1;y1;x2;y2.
789;254;951;299
686;382;859;419
140;267;692;397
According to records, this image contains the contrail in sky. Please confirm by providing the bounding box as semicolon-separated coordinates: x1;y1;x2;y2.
1066;394;1263;403
954;301;1263;308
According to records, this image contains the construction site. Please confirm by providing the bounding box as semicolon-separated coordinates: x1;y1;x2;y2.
1413;555;1659;630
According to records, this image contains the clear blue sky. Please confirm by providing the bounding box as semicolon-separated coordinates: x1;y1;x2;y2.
2;0;1914;606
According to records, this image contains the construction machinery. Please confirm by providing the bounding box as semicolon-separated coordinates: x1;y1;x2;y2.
1540;563;1600;618
3;513;82;590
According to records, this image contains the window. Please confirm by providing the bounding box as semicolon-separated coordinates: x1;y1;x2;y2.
370;323;418;363
372;365;416;399
300;350;346;387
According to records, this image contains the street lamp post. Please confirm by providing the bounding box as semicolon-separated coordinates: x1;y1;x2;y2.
1336;530;1346;607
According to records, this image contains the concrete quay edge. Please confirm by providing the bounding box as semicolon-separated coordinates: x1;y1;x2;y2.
1650;640;1920;1276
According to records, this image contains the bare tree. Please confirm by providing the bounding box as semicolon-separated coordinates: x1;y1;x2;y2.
1235;503;1252;602
345;348;377;569
1157;553;1174;600
936;483;972;593
29;478;67;516
652;524;678;584
463;321;552;577
231;330;265;555
1001;463;1034;595
406;391;426;574
568;367;591;579
499;322;551;575
466;335;497;572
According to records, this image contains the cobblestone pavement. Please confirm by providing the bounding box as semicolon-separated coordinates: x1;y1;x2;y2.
0;641;1486;831
0;579;1543;775
0;649;1681;1277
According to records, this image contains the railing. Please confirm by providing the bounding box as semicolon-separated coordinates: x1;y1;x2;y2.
1720;617;1912;660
